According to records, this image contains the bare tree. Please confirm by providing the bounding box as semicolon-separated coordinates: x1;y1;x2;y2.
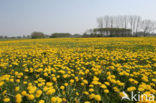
140;20;155;36
135;16;142;33
104;16;110;28
128;15;137;34
110;16;114;28
96;15;156;36
123;15;129;29
97;17;104;28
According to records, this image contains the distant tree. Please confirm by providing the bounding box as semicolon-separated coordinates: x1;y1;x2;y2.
4;36;8;39
128;15;142;35
134;32;149;37
16;36;22;38
22;35;26;38
31;32;45;39
84;28;132;37
97;17;104;28
26;35;31;38
93;28;132;37
82;32;89;37
72;34;82;38
0;36;3;39
96;15;156;37
140;20;156;36
50;33;72;38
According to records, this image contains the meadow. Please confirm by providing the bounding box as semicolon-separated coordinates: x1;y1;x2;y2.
0;37;156;103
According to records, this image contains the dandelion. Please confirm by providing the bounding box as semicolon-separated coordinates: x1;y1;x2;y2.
94;95;101;101
46;89;56;95
38;100;45;103
36;89;42;98
21;91;27;96
3;97;10;102
104;89;109;93
15;86;20;92
60;86;65;90
27;94;35;100
16;94;22;103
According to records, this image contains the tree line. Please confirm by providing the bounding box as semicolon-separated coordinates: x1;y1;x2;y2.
30;32;81;39
83;28;132;37
84;15;156;37
0;15;156;39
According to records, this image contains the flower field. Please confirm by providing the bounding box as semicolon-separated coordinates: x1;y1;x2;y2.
0;37;156;103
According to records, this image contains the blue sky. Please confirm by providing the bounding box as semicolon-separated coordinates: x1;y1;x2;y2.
0;0;156;36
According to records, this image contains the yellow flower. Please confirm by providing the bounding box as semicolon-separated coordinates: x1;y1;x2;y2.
15;86;20;92
84;101;90;103
92;81;99;85
76;92;79;96
46;89;56;95
75;77;79;82
21;91;27;96
36;89;42;98
51;97;62;103
60;86;65;90
83;91;89;95
0;81;4;87
52;77;57;82
10;78;14;82
89;84;94;88
2;90;7;95
3;97;10;102
27;86;37;94
89;88;94;92
100;84;107;89
83;80;88;84
64;83;68;86
89;93;95;99
27;94;35;100
119;92;125;97
94;95;101;101
70;79;74;84
104;89;109;93
62;98;67;102
127;87;136;92
56;97;62;103
46;82;53;87
51;97;56;102
138;87;144;92
43;86;49;92
113;87;120;92
38;100;45;103
16;79;20;83
16;94;22;103
44;72;48;76
24;76;28;79
81;83;85;86
23;81;27;84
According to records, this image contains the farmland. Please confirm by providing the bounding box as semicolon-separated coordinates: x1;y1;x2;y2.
0;37;156;103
